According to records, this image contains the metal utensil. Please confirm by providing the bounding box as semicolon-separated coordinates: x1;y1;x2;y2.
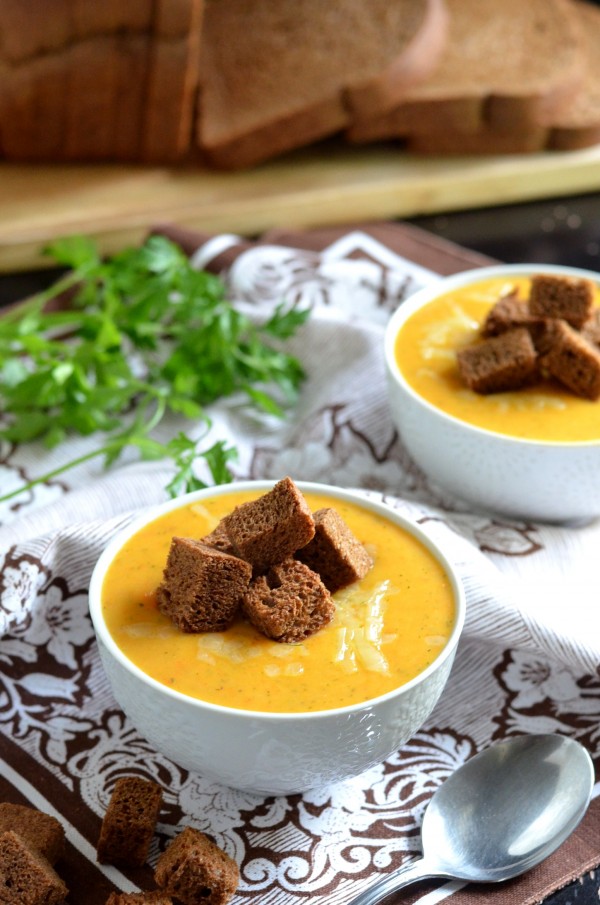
351;734;594;905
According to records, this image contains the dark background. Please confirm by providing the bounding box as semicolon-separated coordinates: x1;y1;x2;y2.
1;191;599;307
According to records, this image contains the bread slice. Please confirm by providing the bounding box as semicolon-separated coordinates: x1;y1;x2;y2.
348;0;583;143
196;0;449;169
0;53;69;159
64;37;121;160
69;0;153;36
141;0;204;163
0;0;71;63
549;0;600;150
0;2;154;162
399;1;600;156
111;33;153;161
408;126;547;155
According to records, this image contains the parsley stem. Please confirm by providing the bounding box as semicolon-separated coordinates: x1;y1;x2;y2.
0;444;117;504
0;270;83;324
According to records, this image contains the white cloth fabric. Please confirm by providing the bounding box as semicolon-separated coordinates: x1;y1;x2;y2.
1;229;598;904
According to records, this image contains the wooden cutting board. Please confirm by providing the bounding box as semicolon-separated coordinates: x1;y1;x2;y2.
2;139;600;272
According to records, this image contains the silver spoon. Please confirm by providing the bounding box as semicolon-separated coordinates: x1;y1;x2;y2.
352;734;594;905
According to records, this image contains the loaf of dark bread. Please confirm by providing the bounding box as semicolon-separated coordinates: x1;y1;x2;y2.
1;0;600;166
197;0;449;169
348;0;583;144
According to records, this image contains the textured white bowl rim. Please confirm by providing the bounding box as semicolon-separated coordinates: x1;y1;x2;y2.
89;480;465;722
385;262;600;449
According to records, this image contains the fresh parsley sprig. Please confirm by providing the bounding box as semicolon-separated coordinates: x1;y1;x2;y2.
0;235;309;504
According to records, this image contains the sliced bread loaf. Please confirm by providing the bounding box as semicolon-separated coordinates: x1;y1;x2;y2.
0;0;71;63
404;0;600;156
196;0;449;169
549;0;600;150
141;0;204;163
348;0;583;143
0;1;155;162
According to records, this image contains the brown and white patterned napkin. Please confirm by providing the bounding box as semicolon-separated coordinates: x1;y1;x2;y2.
0;221;598;905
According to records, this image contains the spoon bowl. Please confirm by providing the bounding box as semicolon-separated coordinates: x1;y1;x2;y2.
352;734;594;905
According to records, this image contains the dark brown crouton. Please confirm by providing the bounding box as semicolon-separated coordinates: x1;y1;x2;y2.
296;508;373;593
0;830;68;904
457;328;538;394
106;893;173;904
0;803;65;865
154;826;239;905
481;290;542;337
540;319;600;400
97;777;163;868
221;476;315;572
581;308;600;348
200;522;236;556
242;558;334;643
157;538;252;633
529;273;594;328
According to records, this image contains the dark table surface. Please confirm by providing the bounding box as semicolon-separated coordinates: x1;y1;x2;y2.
1;191;598;903
1;191;600;307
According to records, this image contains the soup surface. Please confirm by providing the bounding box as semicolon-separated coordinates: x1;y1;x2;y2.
395;276;600;442
102;490;455;713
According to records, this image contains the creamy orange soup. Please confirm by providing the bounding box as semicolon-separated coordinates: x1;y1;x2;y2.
102;490;455;713
395;276;600;443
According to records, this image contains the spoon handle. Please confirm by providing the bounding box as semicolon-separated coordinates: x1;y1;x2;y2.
350;857;446;905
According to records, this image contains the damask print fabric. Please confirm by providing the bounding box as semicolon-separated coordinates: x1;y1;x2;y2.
0;221;599;905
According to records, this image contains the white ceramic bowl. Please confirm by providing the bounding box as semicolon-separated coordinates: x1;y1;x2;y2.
385;264;600;524
89;480;465;795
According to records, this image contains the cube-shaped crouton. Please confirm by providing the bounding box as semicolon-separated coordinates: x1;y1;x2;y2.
97;777;163;868
157;538;252;632
296;508;373;593
0;803;65;865
221;477;315;572
457;328;538;394
581;308;600;348
200;522;236;556
541;320;600;400
154;827;239;905
481;290;542;338
529;274;594;328
242;559;334;643
106;894;173;904
0;830;68;904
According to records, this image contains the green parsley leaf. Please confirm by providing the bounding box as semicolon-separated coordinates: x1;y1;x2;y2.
0;235;309;503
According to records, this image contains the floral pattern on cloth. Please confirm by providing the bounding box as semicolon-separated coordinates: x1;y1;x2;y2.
0;225;599;905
